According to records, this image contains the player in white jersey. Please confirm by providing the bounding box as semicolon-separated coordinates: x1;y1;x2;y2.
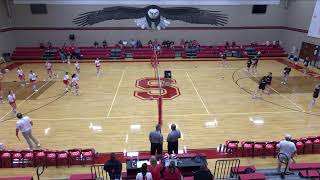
29;70;38;92
17;67;26;86
63;72;70;91
95;58;101;77
75;61;80;76
45;61;53;79
8;90;17;114
70;73;79;96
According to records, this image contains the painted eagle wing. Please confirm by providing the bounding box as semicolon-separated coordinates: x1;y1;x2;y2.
73;6;146;26
160;7;228;26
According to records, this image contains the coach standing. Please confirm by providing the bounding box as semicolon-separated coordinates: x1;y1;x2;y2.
149;124;163;156
16;113;40;150
167;124;181;154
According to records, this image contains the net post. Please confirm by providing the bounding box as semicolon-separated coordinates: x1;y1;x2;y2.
158;96;163;125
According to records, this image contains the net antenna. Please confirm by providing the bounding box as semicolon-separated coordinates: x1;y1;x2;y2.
152;49;163;125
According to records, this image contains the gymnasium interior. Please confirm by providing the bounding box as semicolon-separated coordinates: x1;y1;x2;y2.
1;0;320;179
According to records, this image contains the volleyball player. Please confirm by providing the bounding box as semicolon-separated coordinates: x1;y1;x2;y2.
252;76;268;99
281;65;291;85
17;67;26;86
8;90;17;114
303;57;310;75
0;88;3;104
95;58;101;77
264;72;273;95
63;72;70;91
251;56;259;74
45;61;53;79
220;51;228;67
29;70;38;92
247;58;252;73
309;84;320;111
70;73;79;96
75;61;80;76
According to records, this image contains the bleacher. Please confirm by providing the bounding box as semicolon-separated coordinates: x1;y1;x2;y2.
10;44;287;61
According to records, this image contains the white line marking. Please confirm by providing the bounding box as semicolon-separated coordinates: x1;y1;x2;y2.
106;70;125;118
1;110;299;122
269;86;305;112
186;71;210;114
0;80;51;121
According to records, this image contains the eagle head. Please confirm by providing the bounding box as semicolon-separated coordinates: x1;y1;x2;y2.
147;9;160;19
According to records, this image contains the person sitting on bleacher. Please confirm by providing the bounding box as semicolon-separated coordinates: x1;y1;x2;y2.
102;40;107;48
94;41;99;48
136;163;153;180
163;161;182;180
194;162;213;180
277;134;297;173
136;40;143;48
103;153;122;180
232;41;236;46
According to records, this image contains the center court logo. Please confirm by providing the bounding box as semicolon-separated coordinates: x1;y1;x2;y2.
134;77;180;100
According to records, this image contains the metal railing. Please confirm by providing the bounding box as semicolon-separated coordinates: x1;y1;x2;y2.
213;159;240;179
91;164;108;180
36;163;46;180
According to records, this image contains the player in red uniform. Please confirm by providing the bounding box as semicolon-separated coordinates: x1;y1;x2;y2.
95;58;101;77
70;74;79;96
63;72;70;91
45;61;53;79
17;67;26;86
29;70;38;92
8;90;17;114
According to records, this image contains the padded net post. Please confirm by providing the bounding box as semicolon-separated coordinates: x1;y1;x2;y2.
158;96;163;125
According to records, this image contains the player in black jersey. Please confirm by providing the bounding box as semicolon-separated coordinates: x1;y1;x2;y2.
264;72;273;95
251;56;259;74
252;76;268;99
309;84;320;111
281;66;291;85
303;57;310;75
220;51;228;67
247;58;252;73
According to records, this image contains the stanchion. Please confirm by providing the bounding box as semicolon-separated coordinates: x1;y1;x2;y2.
158;96;163;125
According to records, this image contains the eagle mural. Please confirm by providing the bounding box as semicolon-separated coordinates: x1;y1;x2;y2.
73;5;228;30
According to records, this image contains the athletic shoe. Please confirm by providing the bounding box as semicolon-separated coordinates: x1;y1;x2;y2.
35;89;38;92
37;143;41;147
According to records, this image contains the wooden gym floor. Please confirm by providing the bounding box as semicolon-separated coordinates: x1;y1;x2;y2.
1;59;320;178
1;59;320;153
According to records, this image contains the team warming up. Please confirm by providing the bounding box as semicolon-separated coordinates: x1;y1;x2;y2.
1;0;320;180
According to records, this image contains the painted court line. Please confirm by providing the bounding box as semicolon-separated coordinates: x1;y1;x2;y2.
106;70;125;118
2;110;299;122
0;80;51;121
186;71;210;114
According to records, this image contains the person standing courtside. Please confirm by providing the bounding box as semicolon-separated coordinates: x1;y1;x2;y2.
149;124;163;156
16;113;40;150
167;124;181;154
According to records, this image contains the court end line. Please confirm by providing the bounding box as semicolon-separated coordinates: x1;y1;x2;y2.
106;70;125;118
185;71;210;114
0;80;51;121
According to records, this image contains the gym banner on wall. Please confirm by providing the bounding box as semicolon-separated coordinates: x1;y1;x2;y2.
308;0;320;39
13;0;280;5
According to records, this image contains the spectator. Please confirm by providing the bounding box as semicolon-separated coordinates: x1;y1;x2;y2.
136;40;143;48
0;143;5;150
167;124;181;154
47;41;52;49
130;39;136;48
104;153;122;180
74;47;81;60
148;40;153;48
16;113;40;150
277;134;297;172
232;41;236;46
102;40;107;48
59;49;67;63
180;39;185;48
122;40;128;47
266;41;270;47
225;41;229;47
136;163;152;180
149;124;163;155
163;161;182;180
39;42;45;49
94;41;99;48
194;162;213;180
148;156;163;180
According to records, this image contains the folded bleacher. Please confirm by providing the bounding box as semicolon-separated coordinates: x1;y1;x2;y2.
11;43;287;61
